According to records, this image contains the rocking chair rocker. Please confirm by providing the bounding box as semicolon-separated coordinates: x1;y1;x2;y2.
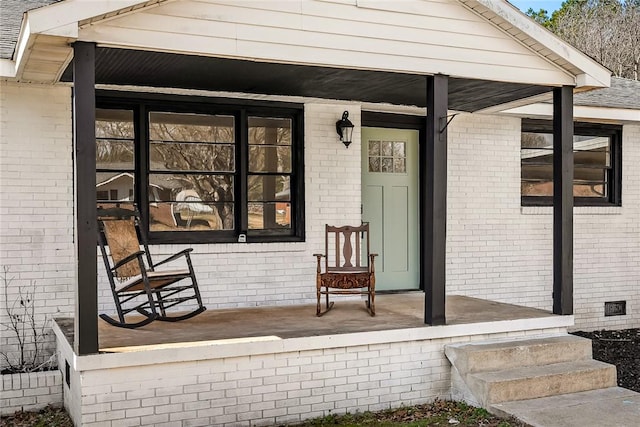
97;206;206;328
314;224;377;316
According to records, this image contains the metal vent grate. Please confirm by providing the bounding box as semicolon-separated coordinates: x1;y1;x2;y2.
605;301;626;316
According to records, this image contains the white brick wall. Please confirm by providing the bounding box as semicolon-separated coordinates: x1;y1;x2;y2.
97;103;363;312
1;78;639;381
0;370;63;415
0;81;75;370
55;321;567;427
447;114;640;331
447;114;551;307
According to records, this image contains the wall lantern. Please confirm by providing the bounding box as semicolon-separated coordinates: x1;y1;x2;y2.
335;111;354;148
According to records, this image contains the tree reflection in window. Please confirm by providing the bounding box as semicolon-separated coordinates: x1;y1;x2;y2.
95;109;135;210
248;117;292;230
148;112;235;231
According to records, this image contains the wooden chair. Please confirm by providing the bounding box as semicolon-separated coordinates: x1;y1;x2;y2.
97;206;206;328
314;224;377;316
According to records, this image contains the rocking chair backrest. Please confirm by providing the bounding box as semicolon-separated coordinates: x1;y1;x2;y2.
97;206;152;281
324;224;370;273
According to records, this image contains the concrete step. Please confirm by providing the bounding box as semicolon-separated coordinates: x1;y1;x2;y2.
445;335;593;375
468;359;617;407
490;387;640;427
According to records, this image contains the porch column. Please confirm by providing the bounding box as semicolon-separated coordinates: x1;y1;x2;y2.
73;42;99;355
424;74;448;325
553;86;574;315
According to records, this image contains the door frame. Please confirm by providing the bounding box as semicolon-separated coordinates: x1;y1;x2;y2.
362;111;426;291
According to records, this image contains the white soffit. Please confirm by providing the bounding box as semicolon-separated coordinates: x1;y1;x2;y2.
502;103;640;124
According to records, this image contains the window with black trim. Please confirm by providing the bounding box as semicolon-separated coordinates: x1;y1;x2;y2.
521;120;622;206
95;93;304;243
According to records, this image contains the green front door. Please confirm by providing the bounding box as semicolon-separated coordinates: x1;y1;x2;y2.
361;127;420;291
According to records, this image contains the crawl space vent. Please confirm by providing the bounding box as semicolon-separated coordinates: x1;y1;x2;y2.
604;301;626;317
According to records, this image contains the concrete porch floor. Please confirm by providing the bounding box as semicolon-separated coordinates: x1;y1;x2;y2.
58;294;559;352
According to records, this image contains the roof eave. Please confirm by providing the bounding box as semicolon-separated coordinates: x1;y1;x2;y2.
464;0;611;89
2;0;152;80
501;103;640;124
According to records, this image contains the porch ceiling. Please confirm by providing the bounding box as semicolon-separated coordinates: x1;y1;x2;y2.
60;47;552;112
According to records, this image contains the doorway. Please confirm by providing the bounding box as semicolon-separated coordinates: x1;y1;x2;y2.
361;127;420;291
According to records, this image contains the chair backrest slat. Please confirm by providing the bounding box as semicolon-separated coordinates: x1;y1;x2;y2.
325;224;369;273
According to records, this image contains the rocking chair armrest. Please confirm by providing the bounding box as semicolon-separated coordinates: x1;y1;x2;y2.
369;253;378;273
313;254;325;273
153;248;194;268
112;251;146;271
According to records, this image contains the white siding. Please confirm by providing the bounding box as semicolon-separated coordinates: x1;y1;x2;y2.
78;0;574;86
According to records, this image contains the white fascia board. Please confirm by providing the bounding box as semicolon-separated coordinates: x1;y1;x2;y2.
26;0;147;35
9;0;150;78
12;18;35;78
474;92;553;114
501;103;640;124
473;0;611;89
0;59;17;78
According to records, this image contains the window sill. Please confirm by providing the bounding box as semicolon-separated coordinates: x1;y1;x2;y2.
150;240;309;254
521;206;623;215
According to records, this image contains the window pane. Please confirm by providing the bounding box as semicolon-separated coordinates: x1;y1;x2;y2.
96;172;135;201
96;109;135;170
150;142;234;172
149;202;234;232
368;140;406;174
248;117;292;173
248;176;290;202
369;157;380;172
369;140;380;156
521;132;552;149
149;112;234;143
521;131;613;201
248;202;291;230
148;173;234;231
249;146;291;173
248;117;291;145
96;109;134;139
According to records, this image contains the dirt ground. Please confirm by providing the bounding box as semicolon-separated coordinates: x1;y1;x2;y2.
572;328;640;392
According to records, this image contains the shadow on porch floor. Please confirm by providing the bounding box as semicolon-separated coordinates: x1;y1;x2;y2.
57;294;558;353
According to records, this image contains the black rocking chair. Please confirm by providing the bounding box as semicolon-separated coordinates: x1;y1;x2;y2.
97;206;206;328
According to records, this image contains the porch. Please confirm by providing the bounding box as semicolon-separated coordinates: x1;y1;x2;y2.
56;294;568;352
53;294;572;426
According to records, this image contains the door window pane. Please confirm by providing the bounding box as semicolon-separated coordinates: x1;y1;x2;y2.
368;140;406;174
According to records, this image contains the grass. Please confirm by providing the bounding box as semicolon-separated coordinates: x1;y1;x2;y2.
292;400;527;426
1;401;526;427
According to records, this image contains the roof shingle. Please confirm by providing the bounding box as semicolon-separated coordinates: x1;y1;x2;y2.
574;77;640;110
0;0;60;59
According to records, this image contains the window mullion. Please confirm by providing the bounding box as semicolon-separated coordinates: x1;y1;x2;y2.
138;104;150;233
238;109;249;236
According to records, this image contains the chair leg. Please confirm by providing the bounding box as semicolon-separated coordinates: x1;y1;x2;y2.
316;287;335;317
369;288;375;317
